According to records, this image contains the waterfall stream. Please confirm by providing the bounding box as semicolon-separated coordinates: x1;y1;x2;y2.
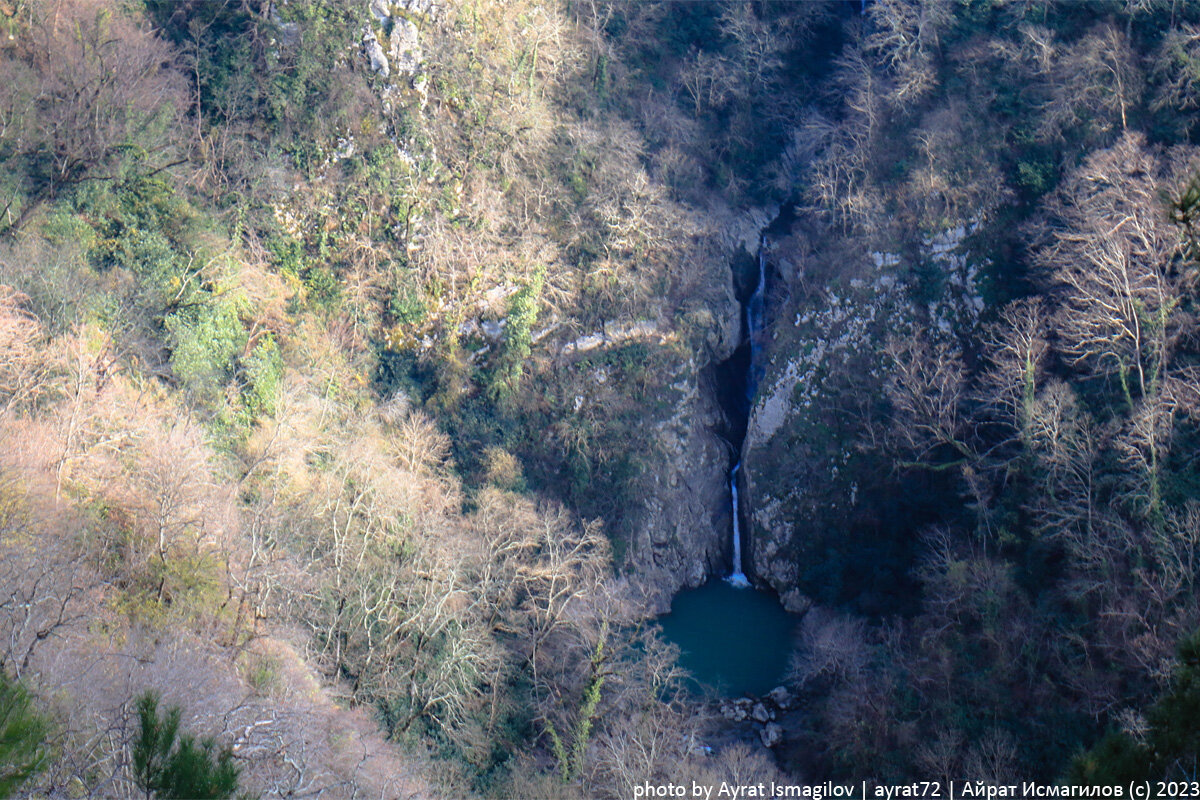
726;240;766;588
729;464;749;586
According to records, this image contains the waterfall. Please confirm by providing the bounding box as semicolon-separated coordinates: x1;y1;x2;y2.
747;241;767;395
726;240;766;589
729;464;749;587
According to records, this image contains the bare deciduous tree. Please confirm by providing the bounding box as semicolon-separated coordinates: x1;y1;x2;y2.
0;285;59;414
788;606;870;690
1151;23;1200;123
1038;24;1141;142
716;3;788;96
1025;379;1100;552
980;297;1051;445
0;0;186;230
905;101;1012;228
1035;133;1188;406
886;336;972;465
865;0;951;106
0;499;94;678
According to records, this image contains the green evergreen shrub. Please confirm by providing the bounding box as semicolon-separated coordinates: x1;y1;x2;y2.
132;691;239;800
0;673;48;799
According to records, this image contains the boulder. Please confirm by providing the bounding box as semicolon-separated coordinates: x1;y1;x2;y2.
369;0;391;24
719;700;750;723
767;686;795;710
760;723;783;748
780;589;812;615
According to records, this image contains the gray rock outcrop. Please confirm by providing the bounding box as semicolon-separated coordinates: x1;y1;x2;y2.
767;686;795;710
363;2;426;81
388;18;421;76
741;217;986;600
363;29;390;77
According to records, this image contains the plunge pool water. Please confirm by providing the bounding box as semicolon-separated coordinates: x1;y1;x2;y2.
658;580;798;696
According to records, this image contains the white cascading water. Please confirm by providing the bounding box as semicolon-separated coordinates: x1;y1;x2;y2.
729;464;749;587
727;240;766;588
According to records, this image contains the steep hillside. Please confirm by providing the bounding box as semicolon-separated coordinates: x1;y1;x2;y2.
0;0;780;796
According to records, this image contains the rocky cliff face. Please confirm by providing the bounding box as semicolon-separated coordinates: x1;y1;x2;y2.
630;364;735;613
624;209;764;613
741;217;984;611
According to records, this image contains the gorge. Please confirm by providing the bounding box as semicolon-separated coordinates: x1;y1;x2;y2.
729;239;766;588
659;229;802;697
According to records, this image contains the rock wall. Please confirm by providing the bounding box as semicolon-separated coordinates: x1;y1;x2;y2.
741;217;984;610
624;210;755;613
630;363;736;613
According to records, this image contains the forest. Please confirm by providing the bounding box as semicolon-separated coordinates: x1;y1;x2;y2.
2;0;1200;797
